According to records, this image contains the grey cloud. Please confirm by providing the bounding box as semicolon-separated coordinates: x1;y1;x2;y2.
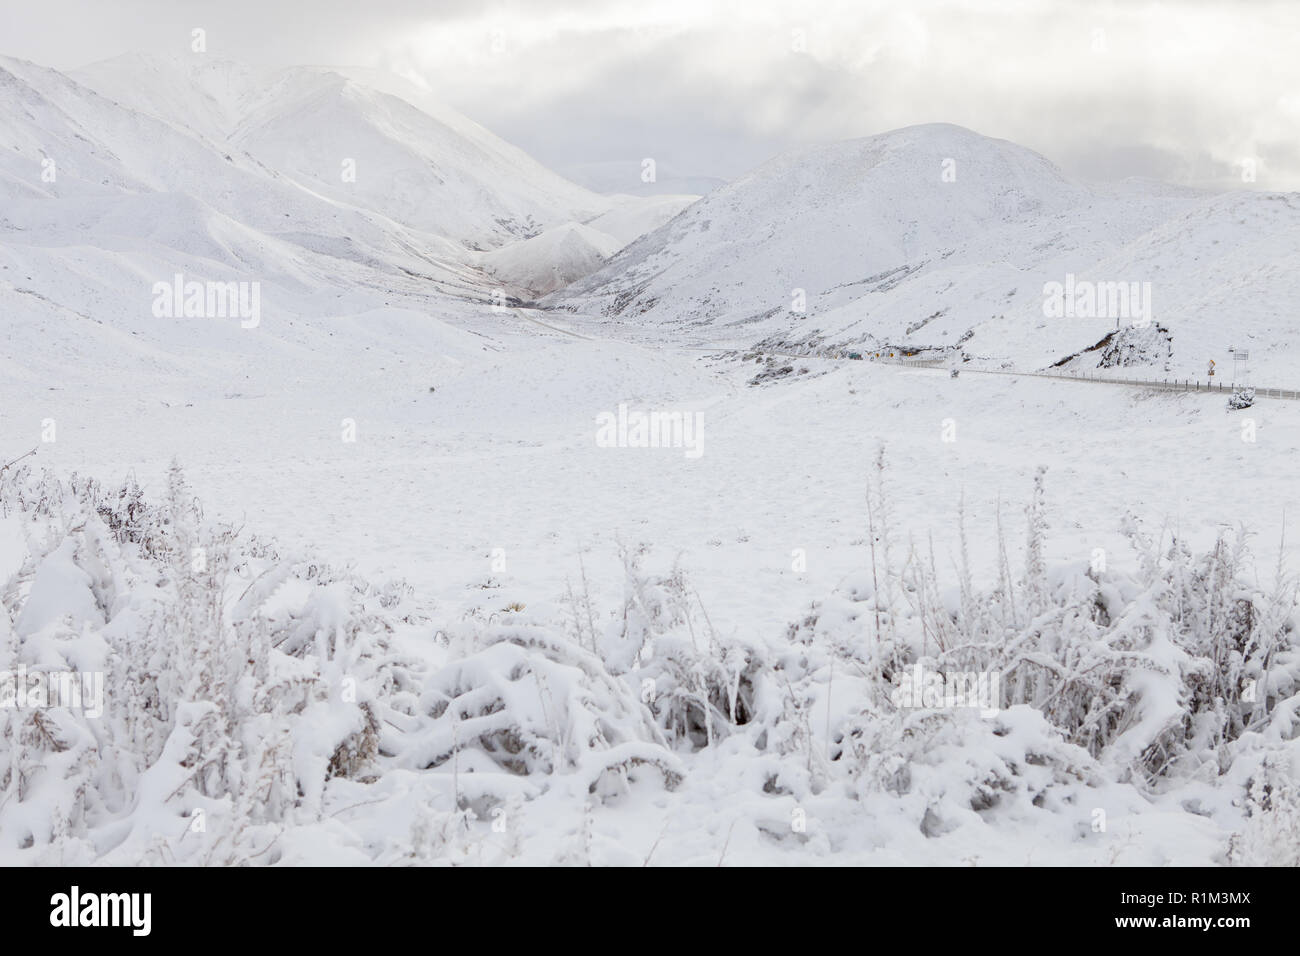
2;0;1297;191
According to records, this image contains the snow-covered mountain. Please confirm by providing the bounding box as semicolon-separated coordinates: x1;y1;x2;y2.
548;123;1300;380
480;196;697;294
72;55;610;248
0;53;698;385
71;55;698;277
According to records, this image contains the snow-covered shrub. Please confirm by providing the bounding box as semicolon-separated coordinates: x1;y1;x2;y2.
599;546;764;750
1227;387;1255;410
0;464;409;863
394;621;682;812
4;456;1297;864
783;459;1300;848
0;466;692;863
838;706;1100;839
1227;754;1300;865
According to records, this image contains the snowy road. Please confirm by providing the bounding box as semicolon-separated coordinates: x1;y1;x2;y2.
748;346;1299;402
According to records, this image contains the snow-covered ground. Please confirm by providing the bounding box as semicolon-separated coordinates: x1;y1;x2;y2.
2;55;1298;866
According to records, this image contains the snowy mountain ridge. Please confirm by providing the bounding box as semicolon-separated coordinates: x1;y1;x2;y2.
0;52;696;384
548;123;1300;381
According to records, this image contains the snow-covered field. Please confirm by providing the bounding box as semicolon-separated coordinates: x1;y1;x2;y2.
2;53;1298;866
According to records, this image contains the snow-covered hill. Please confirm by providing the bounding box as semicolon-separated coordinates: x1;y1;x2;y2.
0;53;698;384
548;124;1300;381
479;197;697;295
0;52;499;382
68;55;699;292
71;54;609;248
480;222;623;296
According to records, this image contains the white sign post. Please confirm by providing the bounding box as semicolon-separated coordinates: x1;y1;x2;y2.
1229;348;1250;387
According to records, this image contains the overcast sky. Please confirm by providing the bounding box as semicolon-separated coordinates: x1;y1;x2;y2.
6;0;1300;191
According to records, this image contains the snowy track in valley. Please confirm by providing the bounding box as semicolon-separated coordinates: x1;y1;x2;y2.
739;344;1298;402
967;366;1300;401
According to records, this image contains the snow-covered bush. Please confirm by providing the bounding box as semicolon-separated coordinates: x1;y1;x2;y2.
1227;387;1255;410
1227;754;1300;865
0;463;411;863
596;545;764;750
838;706;1100;839
778;455;1300;852
3;457;1297;864
0;465;687;864
394;621;682;813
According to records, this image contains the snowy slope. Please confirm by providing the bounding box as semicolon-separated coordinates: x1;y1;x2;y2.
72;54;612;248
548;124;1300;381
0;54;490;279
3;53;696;327
0;54;696;385
583;193;698;246
476;196;701;296
479;222;623;296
